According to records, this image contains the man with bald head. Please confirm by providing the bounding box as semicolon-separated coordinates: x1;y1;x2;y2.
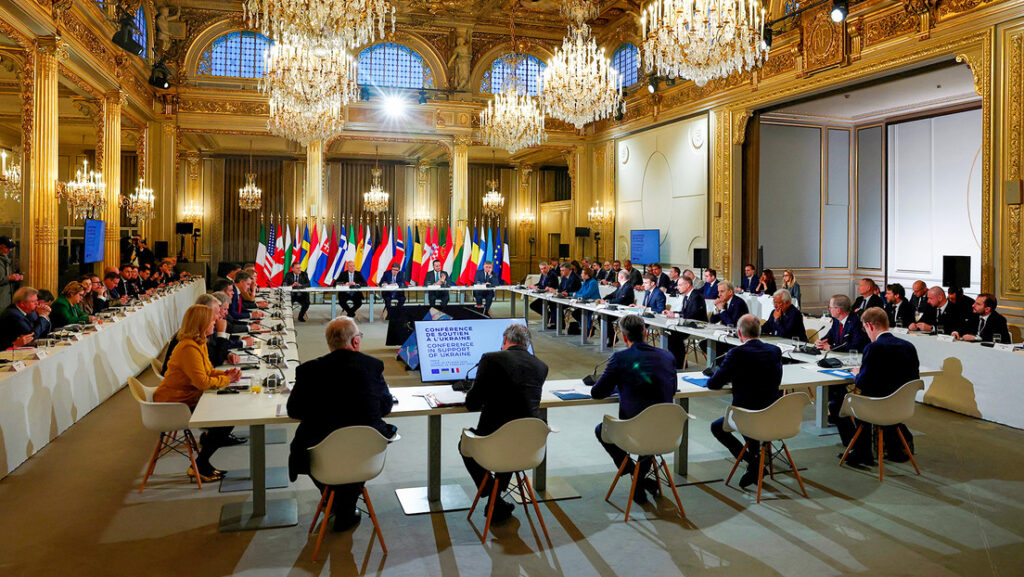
908;286;965;334
287;316;396;532
908;280;933;319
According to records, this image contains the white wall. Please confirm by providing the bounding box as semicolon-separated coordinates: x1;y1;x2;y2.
886;109;982;294
759;124;822;268
614;114;708;268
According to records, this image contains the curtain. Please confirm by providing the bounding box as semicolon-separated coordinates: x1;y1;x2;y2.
119;153;138;228
324;160;399;227
222;156;286;263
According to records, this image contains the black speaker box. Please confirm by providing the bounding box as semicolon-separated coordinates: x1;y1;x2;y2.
942;255;970;288
575;227;591;238
693;247;709;269
175;222;194;235
558;244;570;258
154;241;169;259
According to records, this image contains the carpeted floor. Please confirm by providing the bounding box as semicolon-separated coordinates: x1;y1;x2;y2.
2;298;1023;577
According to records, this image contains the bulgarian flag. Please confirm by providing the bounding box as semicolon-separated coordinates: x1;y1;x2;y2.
452;224;465;284
270;224;285;286
282;223;293;276
255;223;268;287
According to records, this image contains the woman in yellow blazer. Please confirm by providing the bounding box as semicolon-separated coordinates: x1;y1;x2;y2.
155;304;242;482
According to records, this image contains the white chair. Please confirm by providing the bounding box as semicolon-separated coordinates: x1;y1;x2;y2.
307;426;394;561
601;403;691;521
722;393;811;503
128;377;202;493
665;296;683;312
839;380;924;481
150;358;164;379
460;418;556;543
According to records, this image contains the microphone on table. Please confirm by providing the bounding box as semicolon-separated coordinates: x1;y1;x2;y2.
701;350;731;377
817;342;851;369
797;326;826;355
582;357;611;387
452;361;481;392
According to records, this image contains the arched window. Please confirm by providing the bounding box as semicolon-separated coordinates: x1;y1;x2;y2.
132;7;148;59
611;44;639;87
356;43;434;89
197;31;271;78
481;54;546;96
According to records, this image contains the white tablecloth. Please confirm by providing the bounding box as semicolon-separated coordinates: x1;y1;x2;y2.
0;281;205;478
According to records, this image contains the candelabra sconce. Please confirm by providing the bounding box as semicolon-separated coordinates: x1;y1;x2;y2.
1;148;23;203
122;178;155;224
56;159;106;221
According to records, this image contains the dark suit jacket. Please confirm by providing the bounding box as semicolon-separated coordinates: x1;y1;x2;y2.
740;275;758;293
538;270;559;290
423;270;449;288
824;312;870;353
702;280;720;300
0;305;50;350
854;332;920;398
337;270;366;287
228;290;251;320
625;268;643;288
639;289;666;313
284;271;310;289
473;270;502;292
379;270;406;287
761;305;807;341
465;345;548;436
966;311;1011;343
677;291;708;321
595;269;612;283
286;348;394;481
558;273;582;295
656;273;673;292
707;339;783;410
606;283;635;306
710;296;749;326
930;302;967;335
591;341;677;419
885;300;916;329
853;294;885;314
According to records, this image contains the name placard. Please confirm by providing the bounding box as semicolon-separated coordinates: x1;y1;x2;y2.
936;335;955;342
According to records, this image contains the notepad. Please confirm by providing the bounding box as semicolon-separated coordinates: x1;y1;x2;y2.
819;369;855;379
681;375;710;387
552;390;591;400
421;390;466;408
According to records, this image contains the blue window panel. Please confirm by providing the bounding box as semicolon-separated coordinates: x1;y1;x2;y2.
132;7;147;58
611;44;639;87
481;54;545;96
357;43;434;88
200;31;271;78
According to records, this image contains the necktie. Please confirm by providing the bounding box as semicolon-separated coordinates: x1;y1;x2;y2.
978;317;986;335
838;320;844;341
644;292;650;306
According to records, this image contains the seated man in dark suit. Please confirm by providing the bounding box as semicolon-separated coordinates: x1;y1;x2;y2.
954;293;1011;343
461;323;548;523
0;287;52;350
761;289;806;341
816;294;871;429
335;261;366;318
590;314;677;505
548;263;581;328
622;260;643;289
228;272;265;322
287;317;396;532
283;262;310;322
710;281;748;326
884;283;916;329
842;308;920;465
702;269;720;299
665;267;682;296
379;262;406;319
707;314;783;487
739;264;758;293
665;276;708;368
473;261;503;316
423;260;450;308
599;270;636;347
852;278;885;314
908;286;965;335
649;264;672;293
636;273;667;313
528;262;560;315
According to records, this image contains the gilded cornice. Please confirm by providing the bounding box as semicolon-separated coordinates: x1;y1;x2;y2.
59;62;103;99
58;11;154;110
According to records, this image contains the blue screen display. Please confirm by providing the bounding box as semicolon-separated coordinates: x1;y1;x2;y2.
630;229;660;265
83;219;105;263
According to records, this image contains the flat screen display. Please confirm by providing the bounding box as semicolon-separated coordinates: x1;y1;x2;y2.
630;229;660;265
415;318;531;382
83;219;105;263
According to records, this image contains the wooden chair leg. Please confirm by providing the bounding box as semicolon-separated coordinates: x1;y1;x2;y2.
184;431;202;490
651;459;663;495
362;488;387;555
624;465;642;522
139;433;165;494
660;458;686;517
467;474;490;520
514;472;528;506
521;473;551;544
838;424;865;467
481;477;501;543
877;427;885;482
312;489;335;562
756;445;767;504
605;456;631;502
767;442;775;480
309;487;328;534
897;428;921;475
782;442;809;498
725;443;748;485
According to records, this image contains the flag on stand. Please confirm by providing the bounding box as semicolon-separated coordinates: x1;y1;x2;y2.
292;224;301;270
317;226;338;286
326;226;346;284
343;225;357;268
308;224;329;287
493;225;502;280
441;225;455;277
255;223;268;287
410;227;422;284
299;224;311;271
283;223;293;275
264;221;277;287
391;226;405;272
359;225;375;282
271;225;285;286
452;224;465;284
368;224;387;286
373;225;394;285
501;227;511;285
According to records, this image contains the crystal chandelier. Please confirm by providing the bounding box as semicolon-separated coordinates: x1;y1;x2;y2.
268;98;346;145
517;210;536;227
588;200;614;225
641;0;769;87
362;147;389;215
243;0;394;50
542;1;622;130
57;159;106;220
122;178;155;224
479;7;547;154
482;151;504;216
1;149;22;203
239;141;262;211
183;200;204;223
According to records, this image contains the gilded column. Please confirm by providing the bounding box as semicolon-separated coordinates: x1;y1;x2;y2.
26;37;64;294
157;122;177;244
101;90;123;272
451;135;471;226
305;140;323;218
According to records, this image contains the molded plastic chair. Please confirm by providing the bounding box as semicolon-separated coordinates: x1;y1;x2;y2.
307;426;394;561
665;296;683;312
601;403;692;521
722;393;811;503
460;418;557;543
839;380;924;481
150;358;165;379
131;377;202;493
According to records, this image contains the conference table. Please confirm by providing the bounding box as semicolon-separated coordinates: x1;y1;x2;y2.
295;284;522;322
0;279;206;479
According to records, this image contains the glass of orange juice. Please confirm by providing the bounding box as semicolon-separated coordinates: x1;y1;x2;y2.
250;382;262;394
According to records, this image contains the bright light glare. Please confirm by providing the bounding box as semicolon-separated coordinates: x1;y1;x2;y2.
383;95;406;118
